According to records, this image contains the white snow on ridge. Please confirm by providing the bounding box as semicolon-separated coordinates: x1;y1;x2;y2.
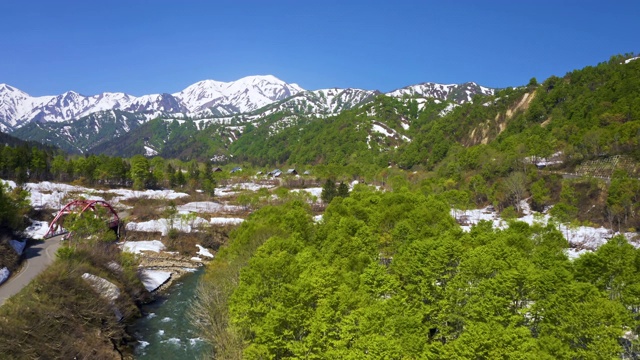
624;56;639;64
1;75;304;130
372;124;394;137
144;146;158;156
173;75;305;114
440;103;458;116
371;123;411;143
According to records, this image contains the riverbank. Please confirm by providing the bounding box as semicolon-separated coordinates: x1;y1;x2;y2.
129;268;209;359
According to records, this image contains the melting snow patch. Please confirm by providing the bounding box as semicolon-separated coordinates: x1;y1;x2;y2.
196;245;214;258
210;217;244;225
0;267;10;285
140;270;171;292
24;220;48;239
9;240;26;255
122;240;165;254
108;188;189;203
126;217;209;235
452;203;631;259
161;317;173;323
439;103;458;116
191;257;203;262
144;146;158;156
137;340;150;349
177;202;241;214
81;273;121;301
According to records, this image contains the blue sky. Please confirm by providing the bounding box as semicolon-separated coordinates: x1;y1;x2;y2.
1;0;638;96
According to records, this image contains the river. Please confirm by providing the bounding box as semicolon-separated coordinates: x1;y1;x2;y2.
130;268;209;359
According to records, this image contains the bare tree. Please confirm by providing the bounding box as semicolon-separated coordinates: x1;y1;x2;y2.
505;172;527;214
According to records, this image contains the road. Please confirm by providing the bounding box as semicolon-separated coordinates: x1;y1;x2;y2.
0;235;64;306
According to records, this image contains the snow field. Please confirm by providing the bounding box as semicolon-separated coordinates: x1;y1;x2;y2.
177;201;241;214
121;240;165;254
452;200;638;259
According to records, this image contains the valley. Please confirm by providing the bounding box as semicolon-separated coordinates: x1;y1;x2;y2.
0;53;639;358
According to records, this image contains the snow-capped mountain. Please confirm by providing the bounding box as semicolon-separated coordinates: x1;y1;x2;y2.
3;75;497;156
173;75;304;114
249;88;378;117
13;110;149;154
0;75;305;131
0;84;54;131
386;82;494;103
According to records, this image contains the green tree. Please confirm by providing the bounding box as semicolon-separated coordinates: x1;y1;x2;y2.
130;155;150;190
63;205;117;244
321;179;337;203
337;181;350;198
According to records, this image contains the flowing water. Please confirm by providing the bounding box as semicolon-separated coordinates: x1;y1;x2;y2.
130;268;209;359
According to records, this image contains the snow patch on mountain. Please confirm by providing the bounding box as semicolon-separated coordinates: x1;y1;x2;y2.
386;82;494;104
0;75;305;131
173;75;304;114
371;121;411;143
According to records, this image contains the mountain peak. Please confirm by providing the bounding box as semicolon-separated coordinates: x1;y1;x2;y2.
0;83;26;96
235;74;283;84
173;75;305;114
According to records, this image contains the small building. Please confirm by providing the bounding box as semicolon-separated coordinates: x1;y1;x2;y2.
303;170;311;175
268;169;282;177
212;167;223;172
287;169;298;175
256;171;263;176
231;167;242;173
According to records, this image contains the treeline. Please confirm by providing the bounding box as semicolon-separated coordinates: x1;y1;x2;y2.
193;186;640;359
0;141;219;193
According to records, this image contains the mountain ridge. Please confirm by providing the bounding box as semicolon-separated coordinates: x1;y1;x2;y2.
0;75;305;131
0;76;494;133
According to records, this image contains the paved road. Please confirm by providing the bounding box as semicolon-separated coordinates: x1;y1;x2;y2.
0;235;64;306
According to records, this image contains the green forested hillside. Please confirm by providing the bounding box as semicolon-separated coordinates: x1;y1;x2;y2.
194;187;640;359
13;110;148;154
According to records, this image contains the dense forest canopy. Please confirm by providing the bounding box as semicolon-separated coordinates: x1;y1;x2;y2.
194;187;640;359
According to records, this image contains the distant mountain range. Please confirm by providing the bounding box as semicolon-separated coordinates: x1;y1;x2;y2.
1;75;494;155
0;75;304;131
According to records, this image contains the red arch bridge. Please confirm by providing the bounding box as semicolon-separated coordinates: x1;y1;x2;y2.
44;199;120;239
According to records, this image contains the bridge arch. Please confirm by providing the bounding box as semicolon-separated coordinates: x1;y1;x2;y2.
44;199;120;239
